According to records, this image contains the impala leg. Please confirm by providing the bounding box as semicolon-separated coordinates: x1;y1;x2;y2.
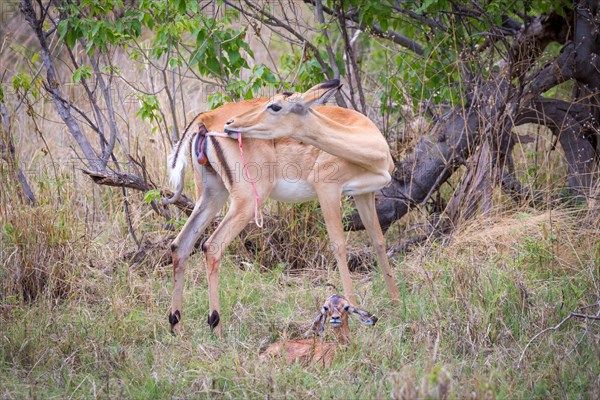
318;189;357;305
202;198;256;337
192;165;204;201
354;192;400;303
169;172;228;335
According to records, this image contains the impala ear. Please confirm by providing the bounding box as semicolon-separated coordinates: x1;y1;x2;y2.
298;79;342;109
350;306;378;326
311;311;327;335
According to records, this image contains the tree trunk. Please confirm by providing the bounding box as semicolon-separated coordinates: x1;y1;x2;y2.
348;1;599;231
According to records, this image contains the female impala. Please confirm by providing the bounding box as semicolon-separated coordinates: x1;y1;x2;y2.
167;80;399;336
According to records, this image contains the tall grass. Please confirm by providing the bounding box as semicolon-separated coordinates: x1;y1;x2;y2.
1;194;598;398
0;165;79;302
1;17;599;400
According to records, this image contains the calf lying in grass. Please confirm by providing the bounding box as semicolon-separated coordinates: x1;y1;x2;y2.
260;294;378;366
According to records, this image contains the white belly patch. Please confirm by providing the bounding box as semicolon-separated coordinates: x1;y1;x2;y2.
269;179;318;203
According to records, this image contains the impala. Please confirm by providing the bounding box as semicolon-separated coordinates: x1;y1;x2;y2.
260;294;378;366
166;80;399;336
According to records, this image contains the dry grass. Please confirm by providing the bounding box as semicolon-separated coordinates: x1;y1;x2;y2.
1;17;599;400
2;176;598;398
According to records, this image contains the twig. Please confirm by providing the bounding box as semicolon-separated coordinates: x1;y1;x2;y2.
565;308;600;358
65;46;107;154
517;300;600;368
24;99;61;202
0;98;36;205
517;314;573;368
570;312;600;320
315;0;339;80
303;0;425;56
122;187;140;248
21;0;103;171
315;0;348;108
223;0;332;78
337;0;364;112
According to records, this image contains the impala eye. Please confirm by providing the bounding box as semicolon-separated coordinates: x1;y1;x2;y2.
268;104;282;112
343;305;350;312
323;305;329;312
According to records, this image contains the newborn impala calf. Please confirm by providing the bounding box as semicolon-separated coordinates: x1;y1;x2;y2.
260;295;378;366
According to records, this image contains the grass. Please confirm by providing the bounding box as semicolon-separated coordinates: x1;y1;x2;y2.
1;19;598;398
1;197;599;398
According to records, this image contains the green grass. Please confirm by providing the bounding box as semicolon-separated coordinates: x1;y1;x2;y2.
1;218;599;399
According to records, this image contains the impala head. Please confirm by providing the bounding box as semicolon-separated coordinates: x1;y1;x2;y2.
311;294;378;335
223;79;342;139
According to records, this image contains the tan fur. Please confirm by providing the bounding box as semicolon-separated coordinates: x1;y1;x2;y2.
260;295;375;366
260;338;338;367
226;92;395;177
169;82;399;337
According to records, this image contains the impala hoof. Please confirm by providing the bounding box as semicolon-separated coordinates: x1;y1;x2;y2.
207;310;220;331
169;310;181;334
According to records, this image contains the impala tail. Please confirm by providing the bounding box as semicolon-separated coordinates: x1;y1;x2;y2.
163;115;207;204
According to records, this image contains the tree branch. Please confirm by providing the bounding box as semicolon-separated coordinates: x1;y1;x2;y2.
0;99;36;205
303;0;425;56
81;169;195;215
20;0;103;171
517;300;600;368
314;0;348;108
517;97;597;198
223;0;333;79
337;0;366;112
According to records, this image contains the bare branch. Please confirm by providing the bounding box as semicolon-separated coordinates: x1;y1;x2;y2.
0;99;36;205
122;187;141;248
88;52;121;168
81;169;195;215
336;0;365;112
163;57;179;144
20;0;103;171
516;97;596;198
388;0;444;31
65;46;108;155
517;301;600;368
223;0;333;78
314;0;339;78
304;0;425;56
570;312;600;320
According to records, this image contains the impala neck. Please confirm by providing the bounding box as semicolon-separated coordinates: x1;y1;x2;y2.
293;111;390;174
333;322;351;345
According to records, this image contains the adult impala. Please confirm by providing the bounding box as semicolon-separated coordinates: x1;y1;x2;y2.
167;79;399;336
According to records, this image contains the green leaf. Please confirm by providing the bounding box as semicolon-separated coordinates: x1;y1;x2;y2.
175;0;187;14
379;18;388;33
12;73;32;92
205;55;221;75
416;0;439;14
168;57;183;68
85;40;95;55
208;92;225;109
57;20;69;41
136;94;161;125
72;66;93;83
144;189;161;204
